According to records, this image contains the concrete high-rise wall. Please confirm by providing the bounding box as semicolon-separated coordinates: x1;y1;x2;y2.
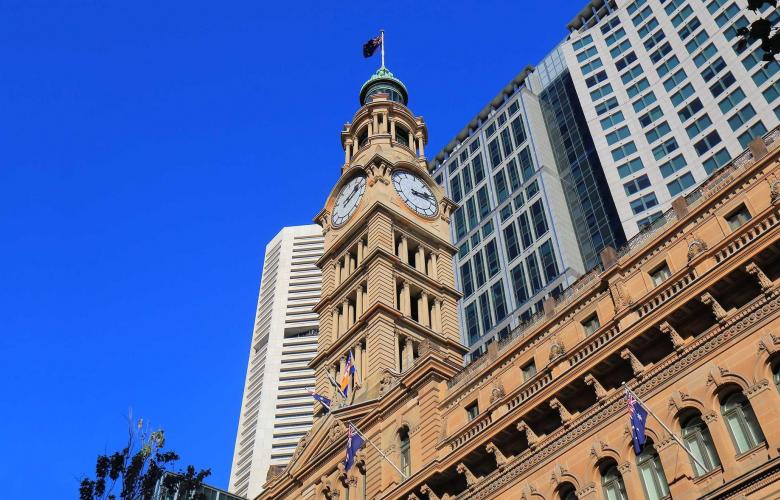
229;225;323;498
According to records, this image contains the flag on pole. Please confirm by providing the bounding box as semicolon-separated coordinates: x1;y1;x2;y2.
345;423;365;472
339;352;356;397
627;388;649;454
309;390;331;410
363;34;382;58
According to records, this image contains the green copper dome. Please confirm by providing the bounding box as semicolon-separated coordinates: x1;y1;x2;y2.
359;66;409;106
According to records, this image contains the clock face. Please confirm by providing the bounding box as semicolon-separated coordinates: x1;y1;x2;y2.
392;171;439;218
331;174;367;227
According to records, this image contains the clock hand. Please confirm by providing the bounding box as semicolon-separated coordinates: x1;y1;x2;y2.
412;189;435;202
343;184;360;205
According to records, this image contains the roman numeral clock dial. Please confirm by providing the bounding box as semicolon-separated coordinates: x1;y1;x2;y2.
331;174;367;227
392;171;439;218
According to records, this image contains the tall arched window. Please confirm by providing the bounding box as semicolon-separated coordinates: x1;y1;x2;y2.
399;426;411;477
772;360;780;394
636;441;669;500
681;411;721;476
558;482;578;500
721;391;766;453
600;460;628;500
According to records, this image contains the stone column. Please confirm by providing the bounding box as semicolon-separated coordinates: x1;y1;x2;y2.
338;356;346;377
347;302;355;329
432;299;442;332
703;411;739;474
349;255;356;274
403;337;414;370
417;133;425;157
390;119;396;141
356;240;364;265
356;286;364;319
341;259;348;282
344;140;351;164
420;292;430;328
416;247;425;272
373;113;379;136
362;287;369;314
334;262;341;287
340;301;348;335
400;236;409;264
332;308;340;341
402;282;411;316
354;342;363;384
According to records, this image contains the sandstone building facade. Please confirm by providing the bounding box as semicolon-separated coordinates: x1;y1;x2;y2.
258;66;780;499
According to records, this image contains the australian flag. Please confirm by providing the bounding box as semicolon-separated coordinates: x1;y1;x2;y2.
345;423;365;472
309;390;331;411
627;389;649;454
363;34;382;58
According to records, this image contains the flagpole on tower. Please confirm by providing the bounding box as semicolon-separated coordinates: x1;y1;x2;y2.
380;29;385;68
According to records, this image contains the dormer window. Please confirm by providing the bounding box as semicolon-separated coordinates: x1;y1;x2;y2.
726;204;751;231
466;401;479;421
650;262;671;287
581;313;601;336
521;360;537;381
396;125;410;148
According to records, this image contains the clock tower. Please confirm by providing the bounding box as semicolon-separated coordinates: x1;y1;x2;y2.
260;66;466;499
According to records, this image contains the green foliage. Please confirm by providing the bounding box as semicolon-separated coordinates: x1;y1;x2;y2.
80;417;211;500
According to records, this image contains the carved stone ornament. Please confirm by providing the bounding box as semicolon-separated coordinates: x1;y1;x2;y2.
746;262;773;292
367;161;391;186
548;337;566;361
549;398;573;424
318;211;333;234
490;381;506;404
456;462;478;486
516;420;540;447
584;373;607;399
327;421;345;444
609;280;632;309
486;442;508;466
769;177;780;205
700;292;727;321
659;321;685;349
758;332;780;355
617;461;631;475
439;199;453;223
620;348;645;376
686;236;708;261
419;485;440;500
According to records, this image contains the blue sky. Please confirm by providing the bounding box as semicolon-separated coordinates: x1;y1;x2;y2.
0;0;580;496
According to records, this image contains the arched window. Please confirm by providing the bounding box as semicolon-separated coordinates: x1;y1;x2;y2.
681;412;721;476
395;125;410;148
558;482;578;500
600;461;628;500
399;426;411;476
721;391;766;454
772;360;780;394
636;441;669;500
357;127;369;148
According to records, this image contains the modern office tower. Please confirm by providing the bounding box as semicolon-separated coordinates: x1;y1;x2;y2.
429;68;589;360
528;45;627;270
565;0;780;237
229;225;323;498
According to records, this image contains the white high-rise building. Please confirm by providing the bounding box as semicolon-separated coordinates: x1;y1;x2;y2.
229;225;323;498
565;0;779;237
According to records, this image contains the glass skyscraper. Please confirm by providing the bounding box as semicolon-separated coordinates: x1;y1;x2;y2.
565;0;779;237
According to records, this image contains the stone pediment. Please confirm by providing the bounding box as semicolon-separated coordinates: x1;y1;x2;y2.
271;413;346;484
